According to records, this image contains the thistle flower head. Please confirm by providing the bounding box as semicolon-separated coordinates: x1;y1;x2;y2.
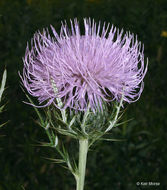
21;18;147;111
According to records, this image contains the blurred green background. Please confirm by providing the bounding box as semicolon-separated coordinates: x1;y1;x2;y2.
0;0;167;189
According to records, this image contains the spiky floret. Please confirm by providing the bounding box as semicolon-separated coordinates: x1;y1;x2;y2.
21;18;147;111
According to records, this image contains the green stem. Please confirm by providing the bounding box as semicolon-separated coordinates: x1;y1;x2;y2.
76;138;88;190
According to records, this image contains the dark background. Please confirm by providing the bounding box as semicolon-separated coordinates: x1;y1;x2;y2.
0;0;167;189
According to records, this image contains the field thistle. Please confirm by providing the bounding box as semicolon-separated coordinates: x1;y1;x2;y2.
21;18;147;190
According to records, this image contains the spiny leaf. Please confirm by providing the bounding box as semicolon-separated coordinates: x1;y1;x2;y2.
33;141;53;147
0;121;8;128
25;93;44;126
115;118;133;127
56;128;77;138
0;105;5;113
43;157;65;164
69;115;76;129
0;69;7;102
99;138;126;142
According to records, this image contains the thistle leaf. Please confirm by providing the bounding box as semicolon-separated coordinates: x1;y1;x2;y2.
0;105;5;113
56;128;77;138
25;94;44;126
44;157;65;164
0;69;7;102
99;138;125;142
0;121;8;128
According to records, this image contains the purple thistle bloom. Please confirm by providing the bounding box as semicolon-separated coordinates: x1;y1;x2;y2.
21;18;147;111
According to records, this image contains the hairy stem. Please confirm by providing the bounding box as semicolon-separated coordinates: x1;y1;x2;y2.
76;138;88;190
